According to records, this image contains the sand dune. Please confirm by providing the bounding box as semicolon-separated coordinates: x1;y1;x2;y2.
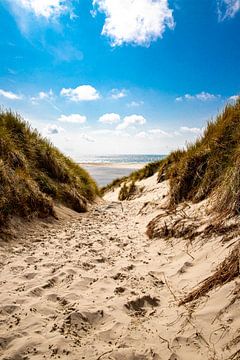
0;174;239;360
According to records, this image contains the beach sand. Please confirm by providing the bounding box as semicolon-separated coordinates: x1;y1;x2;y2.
0;174;239;360
79;163;144;187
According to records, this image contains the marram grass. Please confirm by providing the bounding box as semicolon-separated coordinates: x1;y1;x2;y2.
0;110;99;228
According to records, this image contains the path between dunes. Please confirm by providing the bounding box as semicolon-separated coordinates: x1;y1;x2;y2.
0;177;239;360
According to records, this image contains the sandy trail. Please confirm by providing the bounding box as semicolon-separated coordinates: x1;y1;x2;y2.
0;177;239;360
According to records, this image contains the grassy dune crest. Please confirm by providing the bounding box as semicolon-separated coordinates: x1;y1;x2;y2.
0;111;99;228
158;98;240;215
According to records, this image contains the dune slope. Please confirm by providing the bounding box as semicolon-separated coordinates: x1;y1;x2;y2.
0;111;99;230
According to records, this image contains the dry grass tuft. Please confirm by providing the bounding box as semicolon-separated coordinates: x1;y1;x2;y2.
179;244;240;306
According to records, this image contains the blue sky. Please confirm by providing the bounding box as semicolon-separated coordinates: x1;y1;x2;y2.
0;0;239;158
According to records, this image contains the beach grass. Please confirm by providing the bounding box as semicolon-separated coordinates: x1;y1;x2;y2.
0;110;99;229
160;97;240;215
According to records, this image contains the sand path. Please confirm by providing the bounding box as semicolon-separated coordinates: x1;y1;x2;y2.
0;182;239;360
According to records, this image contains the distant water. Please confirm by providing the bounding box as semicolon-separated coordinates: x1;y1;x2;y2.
78;154;165;164
79;154;165;187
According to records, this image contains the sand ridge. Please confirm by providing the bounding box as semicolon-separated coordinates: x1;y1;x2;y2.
0;175;239;360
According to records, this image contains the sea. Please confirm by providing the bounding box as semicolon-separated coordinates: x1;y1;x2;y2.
79;154;165;187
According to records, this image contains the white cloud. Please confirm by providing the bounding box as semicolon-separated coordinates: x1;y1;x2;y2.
117;114;146;130
79;133;95;142
99;113;121;124
148;128;170;136
15;0;69;19
0;89;22;100
31;89;54;103
93;0;174;46
49;43;83;62
92;129;114;135
176;92;219;102
110;89;127;99
136;128;171;139
180;126;203;135
135;131;148;138
127;101;144;107
58;114;87;124
228;94;239;102
38;90;53;99
5;0;75;37
44;124;64;135
217;0;240;21
60;85;100;102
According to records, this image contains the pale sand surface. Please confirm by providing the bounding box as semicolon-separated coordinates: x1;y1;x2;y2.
0;174;239;360
79;163;144;187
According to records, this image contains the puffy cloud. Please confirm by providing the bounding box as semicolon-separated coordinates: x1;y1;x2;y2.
44;124;64;135
180;126;203;135
116;114;146;130
176;92;219;102
31;89;53;103
60;85;100;102
99;113;121;124
0;89;22;100
15;0;70;19
217;0;240;21
58;114;87;124
92;0;174;46
110;89;127;99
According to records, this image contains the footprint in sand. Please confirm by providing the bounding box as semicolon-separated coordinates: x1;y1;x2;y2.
24;256;38;265
0;335;16;351
60;309;105;338
125;295;159;316
0;304;20;315
22;272;37;280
